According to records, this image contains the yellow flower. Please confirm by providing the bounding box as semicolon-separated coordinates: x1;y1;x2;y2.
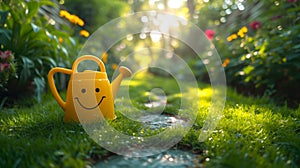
102;52;108;63
60;10;71;19
79;30;90;37
77;18;84;26
58;37;63;43
227;34;238;42
240;26;248;33
237;30;245;38
68;15;78;24
64;13;71;20
237;26;248;38
59;10;68;17
111;64;118;70
226;36;232;42
59;10;85;27
222;58;230;67
232;34;238;40
238;32;244;38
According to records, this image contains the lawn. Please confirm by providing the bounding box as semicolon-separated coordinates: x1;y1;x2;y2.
0;72;299;167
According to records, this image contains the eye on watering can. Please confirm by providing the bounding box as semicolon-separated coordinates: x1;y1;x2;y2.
48;55;132;122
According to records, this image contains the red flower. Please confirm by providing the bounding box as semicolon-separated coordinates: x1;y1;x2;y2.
0;63;10;72
250;21;261;30
287;0;297;3
205;29;215;40
0;50;13;59
4;50;12;58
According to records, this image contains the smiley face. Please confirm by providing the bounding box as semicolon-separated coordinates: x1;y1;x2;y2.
72;72;115;120
74;87;106;110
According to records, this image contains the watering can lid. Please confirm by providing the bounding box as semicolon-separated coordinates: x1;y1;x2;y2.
73;70;108;80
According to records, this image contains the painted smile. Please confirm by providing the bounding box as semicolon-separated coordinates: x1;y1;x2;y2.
74;96;106;110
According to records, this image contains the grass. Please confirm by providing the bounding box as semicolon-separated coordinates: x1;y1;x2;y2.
0;72;299;167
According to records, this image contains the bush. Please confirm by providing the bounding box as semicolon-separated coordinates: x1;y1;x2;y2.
219;0;300;106
0;0;79;106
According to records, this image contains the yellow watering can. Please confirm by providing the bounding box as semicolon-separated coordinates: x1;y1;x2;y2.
48;55;132;122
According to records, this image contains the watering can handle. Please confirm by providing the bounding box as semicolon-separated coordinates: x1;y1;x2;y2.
48;67;72;109
72;55;106;73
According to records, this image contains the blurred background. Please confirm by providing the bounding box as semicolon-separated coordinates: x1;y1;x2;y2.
0;0;299;107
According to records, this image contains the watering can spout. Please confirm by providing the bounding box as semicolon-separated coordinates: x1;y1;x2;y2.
112;66;132;99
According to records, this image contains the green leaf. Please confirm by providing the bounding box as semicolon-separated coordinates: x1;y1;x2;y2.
0;28;12;46
243;65;254;75
68;37;77;46
0;97;8;109
45;30;53;39
61;47;69;57
26;1;39;23
287;6;300;13
19;56;34;85
292;44;300;50
35;58;43;67
39;0;58;8
0;10;9;27
245;76;252;83
11;22;21;49
286;53;300;61
41;56;57;67
8;6;21;24
33;77;45;103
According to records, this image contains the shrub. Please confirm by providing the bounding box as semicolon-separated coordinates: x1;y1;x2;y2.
221;0;300;106
0;0;79;106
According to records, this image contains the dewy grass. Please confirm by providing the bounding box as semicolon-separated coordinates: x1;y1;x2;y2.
0;73;299;167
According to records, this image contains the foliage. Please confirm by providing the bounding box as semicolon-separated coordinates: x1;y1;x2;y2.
186;0;300;106
62;0;130;32
0;0;79;105
58;0;131;78
59;9;90;39
0;74;299;167
220;0;300;106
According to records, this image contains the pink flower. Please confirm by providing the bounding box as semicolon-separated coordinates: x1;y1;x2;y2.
4;50;12;58
0;51;5;59
287;0;297;3
0;63;10;72
0;50;12;59
250;21;261;30
205;29;215;40
4;63;10;69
